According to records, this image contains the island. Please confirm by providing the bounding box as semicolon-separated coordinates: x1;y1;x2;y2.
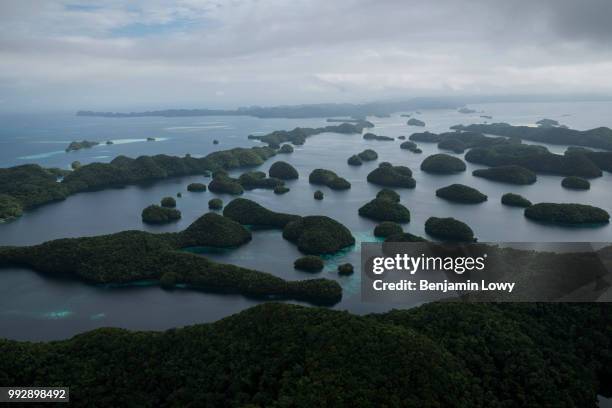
407;118;426;127
400;140;422;153
208;172;244;195
501;193;532;207
425;216;476;242
238;171;284;190
160;196;177;208
65;140;99;152
337;263;354;275
0;214;342;305
282;215;355;254
367;163;416;188
420;154;467;174
294;255;324;272
279;144;294;153
524;203;610;225
208;198;223;210
77;99;458;119
363;133;394;141
141;205;181;224
561;176;590;190
536;118;560;127
269;161;299;180
472;165;537;185
373;221;403;238
249;122;370;147
223;198;300;228
147;137;156;142
465;143;602;178
314;190;324;200
309;169;351;190
435;184;488;204
274;185;290;194
458;107;477;114
359;196;411;223
451;122;612;150
409;131;441;142
187;182;207;192
347;155;363;166
358;149;378;161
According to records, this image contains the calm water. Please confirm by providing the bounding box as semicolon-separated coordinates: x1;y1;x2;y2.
1;101;611;340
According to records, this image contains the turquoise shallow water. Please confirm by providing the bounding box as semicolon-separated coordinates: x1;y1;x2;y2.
1;101;611;340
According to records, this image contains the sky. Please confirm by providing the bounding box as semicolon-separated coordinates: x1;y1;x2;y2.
1;0;612;112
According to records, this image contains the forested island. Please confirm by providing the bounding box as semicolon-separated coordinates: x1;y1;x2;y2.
524;203;610;225
76;98;459;119
1;302;609;406
465;143;603;178
367;162;416;188
452;122;612;150
248;122;370;147
0;212;342;305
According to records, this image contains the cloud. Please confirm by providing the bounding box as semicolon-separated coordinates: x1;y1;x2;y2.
0;0;611;111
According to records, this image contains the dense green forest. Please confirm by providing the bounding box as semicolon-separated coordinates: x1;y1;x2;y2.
0;302;609;407
453;123;612;150
0;212;342;305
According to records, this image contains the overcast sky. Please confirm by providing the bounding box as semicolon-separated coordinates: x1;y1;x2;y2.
1;0;612;111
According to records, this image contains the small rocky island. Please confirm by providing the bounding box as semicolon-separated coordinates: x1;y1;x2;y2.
238;171;284;190
294;255;324;272
425;217;476;242
400;140;422;153
367;162;416;188
187;182;207;192
208;198;223;210
407;118;426;127
359;195;411;223
65;140;99;152
524;203;609;225
269;161;299;180
409;131;441;142
282;215;355;254
373;221;403;238
278;144;294;154
435;184;488;204
561;176;590;190
363;133;394;141
309;169;351;190
160;196;177;208
208;172;244;195
141;204;182;224
420;154;466;174
472;165;537;185
501;193;532;207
